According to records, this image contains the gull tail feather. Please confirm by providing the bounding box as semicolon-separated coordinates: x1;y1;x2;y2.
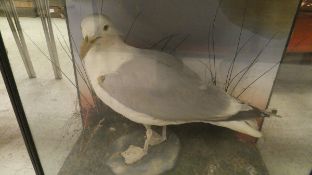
208;120;262;138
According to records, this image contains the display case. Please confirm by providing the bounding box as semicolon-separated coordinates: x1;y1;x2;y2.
1;0;309;175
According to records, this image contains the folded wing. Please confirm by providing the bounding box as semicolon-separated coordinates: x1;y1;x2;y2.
99;50;244;122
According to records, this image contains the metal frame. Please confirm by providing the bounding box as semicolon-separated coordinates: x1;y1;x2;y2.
263;0;304;130
63;3;84;127
0;33;44;175
0;0;36;78
33;0;62;79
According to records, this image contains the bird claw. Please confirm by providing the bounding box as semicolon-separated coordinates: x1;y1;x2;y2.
121;129;166;164
121;145;146;164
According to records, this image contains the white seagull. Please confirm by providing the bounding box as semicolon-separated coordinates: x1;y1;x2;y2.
80;15;271;164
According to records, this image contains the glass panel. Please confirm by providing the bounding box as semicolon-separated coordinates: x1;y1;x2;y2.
258;6;312;175
0;72;35;175
3;0;311;175
0;1;81;174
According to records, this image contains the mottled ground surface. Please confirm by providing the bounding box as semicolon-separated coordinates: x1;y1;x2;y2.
58;106;268;175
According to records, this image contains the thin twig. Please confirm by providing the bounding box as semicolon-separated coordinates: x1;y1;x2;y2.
170;34;190;53
124;10;143;42
211;0;223;85
82;118;105;152
225;2;248;91
69;34;101;111
197;60;214;84
52;20;71;51
227;66;248;86
207;23;214;84
69;34;92;88
226;33;257;86
149;34;178;49
101;0;104;14
161;34;175;51
24;32;93;107
56;36;93;92
54;27;98;109
236;62;279;98
230;33;277;95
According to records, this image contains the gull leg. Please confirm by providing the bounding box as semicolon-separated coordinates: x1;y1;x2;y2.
148;125;167;146
121;125;152;164
162;125;167;141
121;125;167;164
143;125;152;153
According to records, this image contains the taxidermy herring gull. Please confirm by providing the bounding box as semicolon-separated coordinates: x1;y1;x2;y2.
80;15;273;164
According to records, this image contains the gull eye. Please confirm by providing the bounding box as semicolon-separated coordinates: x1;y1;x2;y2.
103;25;109;31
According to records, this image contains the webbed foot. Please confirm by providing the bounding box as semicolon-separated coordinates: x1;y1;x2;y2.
121;145;146;164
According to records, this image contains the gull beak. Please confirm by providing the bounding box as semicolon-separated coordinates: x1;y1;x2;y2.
80;35;101;60
84;36;89;42
80;35;91;60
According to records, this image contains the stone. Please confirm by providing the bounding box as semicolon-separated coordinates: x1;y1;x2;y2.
106;131;180;175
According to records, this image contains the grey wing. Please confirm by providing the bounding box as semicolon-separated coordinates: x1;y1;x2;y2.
99;52;243;122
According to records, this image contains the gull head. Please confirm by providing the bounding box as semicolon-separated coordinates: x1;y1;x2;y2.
81;14;117;40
